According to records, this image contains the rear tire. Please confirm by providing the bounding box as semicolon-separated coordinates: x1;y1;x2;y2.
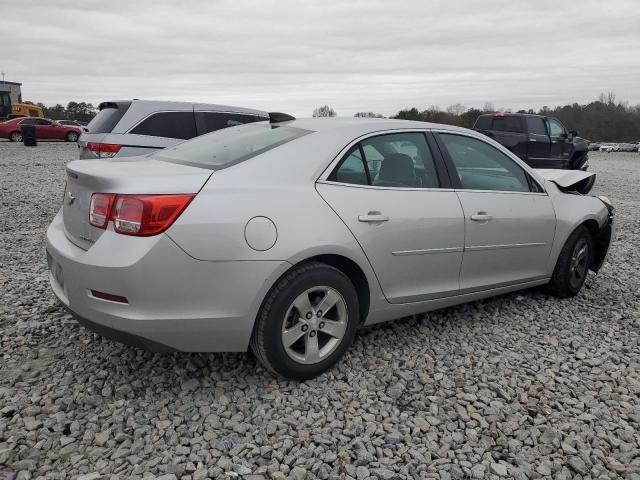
66;131;79;142
250;262;359;380
9;131;22;142
546;225;593;298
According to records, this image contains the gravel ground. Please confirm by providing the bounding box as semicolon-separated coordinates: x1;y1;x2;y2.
1;143;639;480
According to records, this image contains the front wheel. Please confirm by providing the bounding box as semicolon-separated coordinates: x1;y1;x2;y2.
546;225;593;298
66;131;79;142
250;262;359;380
9;131;22;142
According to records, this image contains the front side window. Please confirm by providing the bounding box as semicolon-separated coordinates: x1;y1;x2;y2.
546;118;565;138
130;111;197;140
155;123;312;169
439;134;531;192
329;132;440;189
21;118;37;125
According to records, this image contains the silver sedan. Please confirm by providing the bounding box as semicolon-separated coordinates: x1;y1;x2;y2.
46;118;614;380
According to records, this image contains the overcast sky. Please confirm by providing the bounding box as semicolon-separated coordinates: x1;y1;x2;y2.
1;0;639;117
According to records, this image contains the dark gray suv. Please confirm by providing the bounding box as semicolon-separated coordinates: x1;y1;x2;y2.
78;100;269;159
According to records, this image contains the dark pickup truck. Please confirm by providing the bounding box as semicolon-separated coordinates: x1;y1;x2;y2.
473;113;589;170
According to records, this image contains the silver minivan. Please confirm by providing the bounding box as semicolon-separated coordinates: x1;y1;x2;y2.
78;100;269;159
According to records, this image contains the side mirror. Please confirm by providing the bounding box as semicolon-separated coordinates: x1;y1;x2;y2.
569;130;578;137
559;132;569;139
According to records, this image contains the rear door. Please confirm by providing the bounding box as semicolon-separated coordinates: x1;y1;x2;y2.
524;116;551;166
436;132;556;291
488;115;528;159
316;131;464;303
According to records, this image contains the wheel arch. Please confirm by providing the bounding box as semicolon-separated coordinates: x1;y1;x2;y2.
256;252;372;327
306;254;371;323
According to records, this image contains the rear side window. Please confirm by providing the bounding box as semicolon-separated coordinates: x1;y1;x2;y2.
130;111;197;140
526;117;547;136
195;111;266;135
329;133;440;189
154;123;312;169
87;102;131;134
491;116;522;133
329;146;368;185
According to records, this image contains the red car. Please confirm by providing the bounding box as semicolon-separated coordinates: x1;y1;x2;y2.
0;117;82;142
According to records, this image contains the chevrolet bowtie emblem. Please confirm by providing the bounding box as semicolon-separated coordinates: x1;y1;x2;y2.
67;191;75;205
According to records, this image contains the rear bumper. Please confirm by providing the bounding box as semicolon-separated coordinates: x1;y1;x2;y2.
46;210;289;352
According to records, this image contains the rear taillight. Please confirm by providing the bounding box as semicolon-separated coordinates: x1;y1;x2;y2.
89;193;194;236
89;193;116;228
86;142;122;158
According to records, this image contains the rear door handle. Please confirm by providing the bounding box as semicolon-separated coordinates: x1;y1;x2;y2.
358;212;389;223
470;213;493;222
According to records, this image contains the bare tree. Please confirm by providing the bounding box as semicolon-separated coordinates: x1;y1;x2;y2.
312;105;337;117
354;112;385;118
446;104;466;116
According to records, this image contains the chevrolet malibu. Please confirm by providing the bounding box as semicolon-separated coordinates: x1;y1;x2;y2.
46;118;614;380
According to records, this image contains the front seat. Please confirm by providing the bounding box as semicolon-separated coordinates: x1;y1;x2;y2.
374;153;417;187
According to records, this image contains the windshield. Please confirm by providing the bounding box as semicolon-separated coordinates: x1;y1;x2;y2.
154;123;312;169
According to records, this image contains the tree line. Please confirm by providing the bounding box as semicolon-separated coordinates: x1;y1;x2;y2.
24;101;97;123
314;93;640;142
24;93;640;142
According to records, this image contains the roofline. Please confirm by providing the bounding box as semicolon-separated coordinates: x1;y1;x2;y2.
99;98;269;116
0;81;22;86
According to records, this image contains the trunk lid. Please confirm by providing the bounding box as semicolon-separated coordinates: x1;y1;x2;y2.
63;157;212;250
534;168;595;194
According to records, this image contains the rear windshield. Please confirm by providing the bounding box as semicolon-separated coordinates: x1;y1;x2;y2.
474;116;491;130
491;116;522;132
87;102;131;134
154;123;312;169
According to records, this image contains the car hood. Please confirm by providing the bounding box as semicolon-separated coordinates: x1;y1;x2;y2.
535;169;595;194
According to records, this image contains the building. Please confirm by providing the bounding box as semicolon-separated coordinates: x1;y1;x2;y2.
0;80;22;103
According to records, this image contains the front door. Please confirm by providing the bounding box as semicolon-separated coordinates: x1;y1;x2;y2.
36;119;55;139
546;117;571;167
316;131;464;303
525;116;551;167
437;132;556;291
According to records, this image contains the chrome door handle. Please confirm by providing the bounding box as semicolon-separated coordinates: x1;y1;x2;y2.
470;213;492;222
529;138;537;142
358;212;389;223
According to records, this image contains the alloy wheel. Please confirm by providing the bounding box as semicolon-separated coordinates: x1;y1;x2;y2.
569;238;589;290
281;286;348;365
10;132;22;142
